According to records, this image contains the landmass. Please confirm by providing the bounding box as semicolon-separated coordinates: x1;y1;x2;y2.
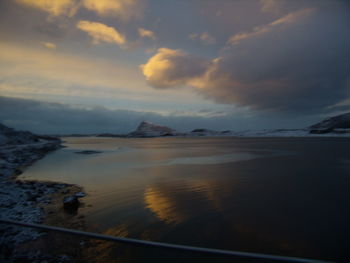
0;123;86;262
98;113;350;138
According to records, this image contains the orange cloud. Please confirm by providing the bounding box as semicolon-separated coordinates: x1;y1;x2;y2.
0;42;148;99
41;42;57;49
228;8;315;45
76;20;126;46
16;0;144;21
140;48;209;88
138;28;156;40
82;0;143;20
16;0;79;17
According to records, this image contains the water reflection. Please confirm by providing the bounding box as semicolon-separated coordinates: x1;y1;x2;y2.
144;177;232;225
84;224;129;263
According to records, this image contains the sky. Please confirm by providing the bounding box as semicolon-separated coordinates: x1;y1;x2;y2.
0;0;350;134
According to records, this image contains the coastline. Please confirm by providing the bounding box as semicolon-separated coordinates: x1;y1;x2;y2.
0;139;87;262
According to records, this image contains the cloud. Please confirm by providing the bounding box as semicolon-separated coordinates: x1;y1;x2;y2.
138;28;156;40
76;20;126;46
189;32;216;45
0;41;146;98
41;42;57;49
16;0;78;17
82;0;143;20
15;0;144;21
227;8;315;45
142;6;350;112
140;48;209;88
0;96;236;134
260;0;284;14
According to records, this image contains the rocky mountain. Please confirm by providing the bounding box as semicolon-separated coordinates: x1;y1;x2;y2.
128;121;182;137
309;113;350;134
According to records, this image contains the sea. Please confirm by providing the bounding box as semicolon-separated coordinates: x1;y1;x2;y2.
19;136;350;262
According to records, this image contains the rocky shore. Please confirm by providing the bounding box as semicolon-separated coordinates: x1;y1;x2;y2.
0;124;87;262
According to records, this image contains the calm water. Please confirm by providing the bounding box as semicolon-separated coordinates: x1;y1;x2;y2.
20;137;350;262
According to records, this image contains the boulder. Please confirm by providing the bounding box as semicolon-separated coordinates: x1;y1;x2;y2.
63;195;80;211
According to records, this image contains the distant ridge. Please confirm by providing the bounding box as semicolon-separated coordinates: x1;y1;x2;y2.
309;112;350;134
0;123;60;145
127;121;182;137
0;123;39;145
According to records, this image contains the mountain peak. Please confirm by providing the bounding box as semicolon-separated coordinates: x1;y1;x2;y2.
310;112;350;133
129;121;179;137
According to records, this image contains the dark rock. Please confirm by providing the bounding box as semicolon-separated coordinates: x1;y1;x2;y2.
13;169;22;175
309;128;332;134
63;195;80;211
27;193;40;202
75;192;86;198
61;188;69;194
191;128;209;133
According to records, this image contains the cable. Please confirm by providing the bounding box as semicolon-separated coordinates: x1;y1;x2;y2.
0;219;333;263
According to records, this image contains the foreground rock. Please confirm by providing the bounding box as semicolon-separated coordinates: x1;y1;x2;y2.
63;195;80;212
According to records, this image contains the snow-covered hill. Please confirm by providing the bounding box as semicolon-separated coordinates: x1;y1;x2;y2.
309;113;350;134
0;123;40;145
126;120;350;138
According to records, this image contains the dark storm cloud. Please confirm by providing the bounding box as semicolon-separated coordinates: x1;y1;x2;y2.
142;2;350;113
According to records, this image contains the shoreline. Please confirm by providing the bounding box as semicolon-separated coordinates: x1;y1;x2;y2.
0;139;87;262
